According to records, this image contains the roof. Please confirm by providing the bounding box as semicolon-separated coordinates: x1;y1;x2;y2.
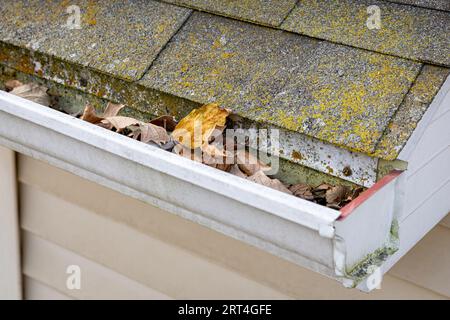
0;0;449;161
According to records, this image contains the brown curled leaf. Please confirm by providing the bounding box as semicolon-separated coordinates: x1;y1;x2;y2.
150;115;178;132
236;149;271;176
247;171;292;195
81;104;104;124
289;184;315;201
10;83;50;106
229;164;247;179
102;102;125;118
5;79;23;92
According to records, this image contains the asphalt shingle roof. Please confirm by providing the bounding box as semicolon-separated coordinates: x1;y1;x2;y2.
0;0;449;161
282;0;450;66
0;0;191;80
141;12;422;154
161;0;298;26
386;0;450;11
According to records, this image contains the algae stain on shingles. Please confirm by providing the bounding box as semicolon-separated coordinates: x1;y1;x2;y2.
284;0;450;66
0;0;193;81
372;65;450;160
142;12;423;154
256;51;422;154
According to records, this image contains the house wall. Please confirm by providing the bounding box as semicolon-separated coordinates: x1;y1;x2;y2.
384;78;450;296
0;153;444;299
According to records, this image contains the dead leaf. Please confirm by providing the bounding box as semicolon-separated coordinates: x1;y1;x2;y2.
236;149;271;176
101;116;140;132
247;171;292;195
127;125;141;140
10;83;50;106
316;183;332;191
102;102;125;118
5;79;23;92
289;184;315;201
325;185;350;207
202;143;232;170
139;123;170;145
81;104;104;124
160;139;176;152
229;164;247;178
127;123;170;145
150;115;178;132
172;103;229;149
173;143;203;162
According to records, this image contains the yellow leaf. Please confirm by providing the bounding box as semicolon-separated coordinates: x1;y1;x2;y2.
172;103;229;149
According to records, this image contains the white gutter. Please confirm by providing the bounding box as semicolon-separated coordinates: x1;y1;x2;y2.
0;91;404;288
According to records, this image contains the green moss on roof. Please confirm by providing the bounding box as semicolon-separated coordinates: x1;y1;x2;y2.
373;65;450;159
0;0;191;81
282;0;450;66
161;0;298;26
141;12;421;154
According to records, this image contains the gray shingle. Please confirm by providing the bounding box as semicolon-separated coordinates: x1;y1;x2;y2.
161;0;298;26
141;12;422;154
282;0;450;66
0;0;191;80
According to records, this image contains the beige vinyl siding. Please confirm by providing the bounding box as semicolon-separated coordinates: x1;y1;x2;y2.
22;232;171;300
24;277;72;300
17;155;449;299
440;214;450;229
389;225;450;297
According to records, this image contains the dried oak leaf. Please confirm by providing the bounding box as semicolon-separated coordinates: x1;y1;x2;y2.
202;143;233;171
102;102;125;118
10;83;50;106
229;164;247;179
247;171;292;195
140;123;170;145
81;102;124;124
5;79;23;92
326;185;350;204
172;103;229;149
128;123;170;146
102;116;139;132
325;185;351;208
173;143;203;162
236;149;271;176
289;184;314;201
81;104;104;123
150;115;178;132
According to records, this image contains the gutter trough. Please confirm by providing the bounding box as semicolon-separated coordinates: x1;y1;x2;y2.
0;91;405;290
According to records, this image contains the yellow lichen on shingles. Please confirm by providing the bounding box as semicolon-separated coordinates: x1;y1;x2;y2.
282;0;450;66
162;0;298;26
0;0;192;81
372;65;450;160
142;12;422;154
261;51;421;154
85;0;99;26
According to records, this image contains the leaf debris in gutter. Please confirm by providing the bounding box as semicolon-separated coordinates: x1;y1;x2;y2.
3;79;364;210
